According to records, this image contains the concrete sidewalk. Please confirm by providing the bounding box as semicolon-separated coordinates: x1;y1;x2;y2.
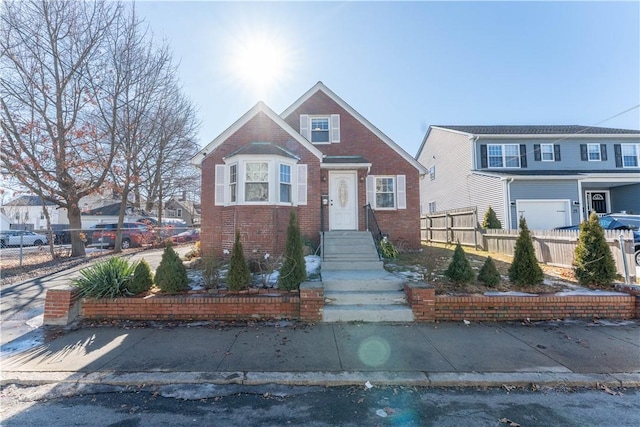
2;320;639;388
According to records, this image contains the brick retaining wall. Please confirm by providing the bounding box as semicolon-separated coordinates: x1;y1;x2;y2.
405;282;637;322
44;282;638;326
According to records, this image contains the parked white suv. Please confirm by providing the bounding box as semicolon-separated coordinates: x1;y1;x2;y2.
0;230;48;247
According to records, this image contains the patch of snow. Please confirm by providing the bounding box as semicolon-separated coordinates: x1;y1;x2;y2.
484;291;538;297
305;255;321;276
554;290;628;296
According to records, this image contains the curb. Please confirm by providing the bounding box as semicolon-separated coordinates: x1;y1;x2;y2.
3;371;639;388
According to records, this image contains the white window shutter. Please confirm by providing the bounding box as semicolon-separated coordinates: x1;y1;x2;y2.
330;114;340;143
300;114;309;140
297;164;307;205
366;175;375;208
215;165;226;206
396;175;406;209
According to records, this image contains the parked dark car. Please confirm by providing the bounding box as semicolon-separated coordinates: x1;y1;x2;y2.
555;214;640;265
170;228;200;244
89;223;155;249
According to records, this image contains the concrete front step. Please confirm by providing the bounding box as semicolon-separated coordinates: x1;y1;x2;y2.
321;270;404;291
322;305;415;322
324;290;408;305
321;260;385;271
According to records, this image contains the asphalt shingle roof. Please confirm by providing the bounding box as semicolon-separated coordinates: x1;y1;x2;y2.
435;125;640;135
225;142;299;159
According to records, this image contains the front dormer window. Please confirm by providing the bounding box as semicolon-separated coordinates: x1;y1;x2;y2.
310;117;329;143
300;114;340;143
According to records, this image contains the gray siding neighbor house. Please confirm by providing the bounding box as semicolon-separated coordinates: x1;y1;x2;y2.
416;125;640;230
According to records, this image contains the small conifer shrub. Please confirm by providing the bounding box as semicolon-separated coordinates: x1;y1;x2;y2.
278;209;307;290
508;217;543;288
129;259;153;295
444;242;475;284
573;212;617;288
477;256;501;287
482;206;502;229
227;230;251;291
155;241;189;293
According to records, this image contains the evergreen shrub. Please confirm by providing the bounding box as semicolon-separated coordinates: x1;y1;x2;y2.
129;259;153;295
573;212;617;288
477;256;501;287
155;241;189;293
278;209;306;290
227;230;251;291
444;242;475;284
508;217;543;287
482;206;502;229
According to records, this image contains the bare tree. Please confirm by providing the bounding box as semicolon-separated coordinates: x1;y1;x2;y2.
0;0;124;256
138;87;200;239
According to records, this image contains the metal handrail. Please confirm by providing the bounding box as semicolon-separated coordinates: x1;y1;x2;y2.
364;204;385;259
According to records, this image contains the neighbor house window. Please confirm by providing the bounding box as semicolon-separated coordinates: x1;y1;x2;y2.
229;163;237;202
310;117;329;143
622;144;639;167
245;162;269;202
429;166;436;180
375;177;395;209
40;211;45;220
488;144;520;168
428;201;436;213
279;164;291;203
177;209;182;217
540;144;554;161
587;144;601;161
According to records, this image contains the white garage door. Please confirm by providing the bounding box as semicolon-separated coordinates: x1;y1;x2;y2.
515;200;570;230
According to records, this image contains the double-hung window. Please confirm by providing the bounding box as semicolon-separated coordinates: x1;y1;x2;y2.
587;144;601;161
245;162;269;202
279;164;291;203
375;177;395;209
622;144;639;167
540;144;554;161
229;164;237;203
488;144;520;168
310;117;329;143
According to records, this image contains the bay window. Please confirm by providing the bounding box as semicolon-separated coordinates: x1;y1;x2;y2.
215;157;307;206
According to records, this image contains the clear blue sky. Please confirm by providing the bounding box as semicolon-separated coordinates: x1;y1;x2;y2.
136;1;640;157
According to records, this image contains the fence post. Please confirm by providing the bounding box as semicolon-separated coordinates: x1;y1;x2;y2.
619;233;630;284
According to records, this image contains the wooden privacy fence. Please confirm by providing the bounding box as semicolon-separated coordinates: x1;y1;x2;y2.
421;211;637;280
485;228;635;274
421;207;482;249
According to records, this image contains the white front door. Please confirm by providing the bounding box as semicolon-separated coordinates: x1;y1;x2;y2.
329;171;358;230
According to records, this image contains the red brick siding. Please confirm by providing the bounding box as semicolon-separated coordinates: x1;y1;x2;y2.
283;91;421;248
201;112;322;257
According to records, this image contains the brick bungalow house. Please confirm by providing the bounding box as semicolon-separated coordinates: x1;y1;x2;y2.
193;82;426;257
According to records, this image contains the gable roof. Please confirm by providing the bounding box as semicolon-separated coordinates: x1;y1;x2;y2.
281;81;427;174
192;101;323;166
3;195;56;207
416;125;640;159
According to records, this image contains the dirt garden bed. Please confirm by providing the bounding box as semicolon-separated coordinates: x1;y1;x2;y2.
385;243;586;295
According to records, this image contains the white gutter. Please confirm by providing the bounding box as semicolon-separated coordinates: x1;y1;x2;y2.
502;177;514;229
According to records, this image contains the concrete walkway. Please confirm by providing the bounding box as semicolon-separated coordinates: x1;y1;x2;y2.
2;319;638;388
1;245;639;389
